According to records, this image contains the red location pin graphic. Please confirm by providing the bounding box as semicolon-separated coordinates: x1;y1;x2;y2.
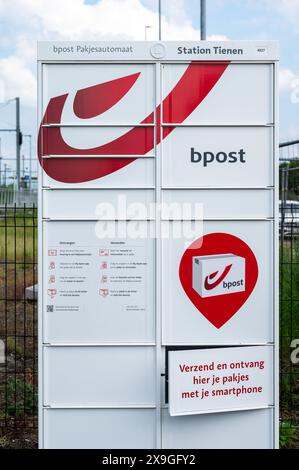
179;233;258;328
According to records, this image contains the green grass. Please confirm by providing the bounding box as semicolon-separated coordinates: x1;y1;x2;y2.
280;421;299;448
0;207;37;305
280;239;299;421
5;377;37;417
280;239;299;342
0;208;37;263
0;208;299;446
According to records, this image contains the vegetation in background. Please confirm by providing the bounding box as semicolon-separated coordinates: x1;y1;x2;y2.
280;238;299;421
0;207;37;263
1;206;299;447
6;377;37;417
280;421;299;448
279;161;299;201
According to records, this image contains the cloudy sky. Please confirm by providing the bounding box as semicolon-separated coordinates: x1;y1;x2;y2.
0;0;298;172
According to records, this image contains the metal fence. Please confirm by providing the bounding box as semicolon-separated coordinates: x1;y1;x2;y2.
0;200;298;447
280;200;299;433
0;204;37;448
279;139;299;162
0;188;37;207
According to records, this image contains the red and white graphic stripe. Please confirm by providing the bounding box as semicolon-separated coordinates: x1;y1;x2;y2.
38;62;229;183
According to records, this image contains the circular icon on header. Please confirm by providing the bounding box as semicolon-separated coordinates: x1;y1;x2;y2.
150;43;166;59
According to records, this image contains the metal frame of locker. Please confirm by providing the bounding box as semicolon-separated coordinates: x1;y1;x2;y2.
37;41;279;449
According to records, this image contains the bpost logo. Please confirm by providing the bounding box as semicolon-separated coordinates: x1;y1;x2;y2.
180;233;258;328
190;148;246;167
38;62;230;183
192;254;245;298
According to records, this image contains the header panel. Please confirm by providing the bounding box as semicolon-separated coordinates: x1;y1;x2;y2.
38;41;279;62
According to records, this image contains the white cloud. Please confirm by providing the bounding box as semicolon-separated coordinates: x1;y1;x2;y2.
271;0;299;33
0;56;36;106
0;0;214;107
0;0;201;44
0;0;229;107
279;68;299;96
207;35;229;41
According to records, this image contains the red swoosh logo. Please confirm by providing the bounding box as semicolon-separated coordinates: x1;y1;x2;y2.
38;62;229;183
204;263;232;290
73;72;141;119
